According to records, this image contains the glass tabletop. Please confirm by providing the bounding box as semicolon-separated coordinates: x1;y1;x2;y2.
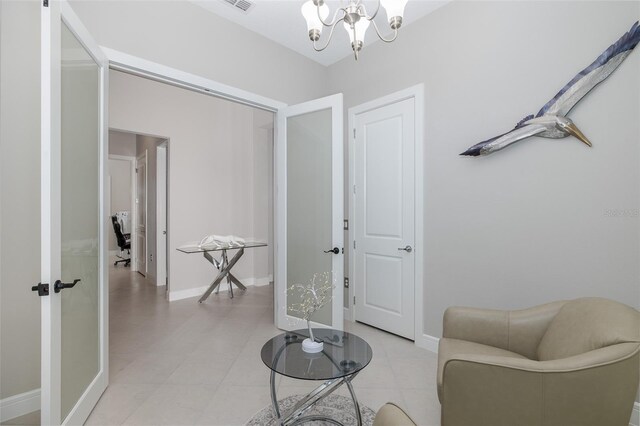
261;329;373;381
176;241;267;253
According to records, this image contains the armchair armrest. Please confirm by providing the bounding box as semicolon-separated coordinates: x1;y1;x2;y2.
443;301;566;358
441;343;640;426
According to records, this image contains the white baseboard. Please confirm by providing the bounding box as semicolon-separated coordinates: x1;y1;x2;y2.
168;276;272;302
243;276;272;287
630;401;639;426
415;333;439;353
0;389;40;423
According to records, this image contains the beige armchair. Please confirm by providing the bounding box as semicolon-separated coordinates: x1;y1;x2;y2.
437;298;640;426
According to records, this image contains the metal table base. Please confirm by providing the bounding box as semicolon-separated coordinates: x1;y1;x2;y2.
198;248;247;303
269;369;362;426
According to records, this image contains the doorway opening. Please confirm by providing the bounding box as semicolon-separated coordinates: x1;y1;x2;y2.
108;129;169;288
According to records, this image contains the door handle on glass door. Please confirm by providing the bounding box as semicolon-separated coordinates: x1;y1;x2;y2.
398;245;413;253
324;247;340;254
54;279;81;293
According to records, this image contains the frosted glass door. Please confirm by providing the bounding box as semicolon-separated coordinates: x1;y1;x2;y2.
276;94;343;331
39;2;108;424
286;109;333;325
60;21;101;421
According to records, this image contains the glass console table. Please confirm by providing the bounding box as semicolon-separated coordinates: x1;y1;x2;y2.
177;241;267;302
261;329;373;426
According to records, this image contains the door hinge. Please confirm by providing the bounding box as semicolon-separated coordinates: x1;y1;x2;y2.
135;168;138;173
43;0;48;7
353;128;356;139
343;219;349;230
353;240;356;250
353;296;356;305
353;185;356;195
344;277;349;288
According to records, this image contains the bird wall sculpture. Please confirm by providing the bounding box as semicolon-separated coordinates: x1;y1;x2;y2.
461;21;640;157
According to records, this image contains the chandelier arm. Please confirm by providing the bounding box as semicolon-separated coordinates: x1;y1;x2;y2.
361;1;381;21
371;19;398;43
313;17;345;52
317;3;347;28
353;25;359;60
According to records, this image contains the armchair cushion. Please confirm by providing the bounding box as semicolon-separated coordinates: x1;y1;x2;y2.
537;297;640;361
437;338;528;402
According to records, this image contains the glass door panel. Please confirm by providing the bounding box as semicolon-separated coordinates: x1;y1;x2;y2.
286;108;333;325
60;21;101;420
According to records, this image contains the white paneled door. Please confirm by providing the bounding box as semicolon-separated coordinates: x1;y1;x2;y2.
135;152;147;276
275;94;344;331
354;97;416;339
38;1;108;424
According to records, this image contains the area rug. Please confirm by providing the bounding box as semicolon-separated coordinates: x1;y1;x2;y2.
246;394;376;426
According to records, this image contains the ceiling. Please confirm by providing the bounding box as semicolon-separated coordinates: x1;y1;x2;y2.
190;0;448;66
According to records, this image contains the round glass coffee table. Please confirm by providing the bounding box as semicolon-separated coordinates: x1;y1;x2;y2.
261;329;373;426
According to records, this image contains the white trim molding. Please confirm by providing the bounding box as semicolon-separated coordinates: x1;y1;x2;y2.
103;47;286;113
168;276;273;302
630;401;639;426
0;389;40;423
347;84;425;345
415;334;440;354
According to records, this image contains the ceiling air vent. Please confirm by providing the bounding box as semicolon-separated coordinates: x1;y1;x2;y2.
221;0;254;13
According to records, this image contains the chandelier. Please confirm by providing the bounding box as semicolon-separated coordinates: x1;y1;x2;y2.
301;0;408;60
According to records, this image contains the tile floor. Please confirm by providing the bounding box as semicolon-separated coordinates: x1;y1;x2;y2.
5;264;442;425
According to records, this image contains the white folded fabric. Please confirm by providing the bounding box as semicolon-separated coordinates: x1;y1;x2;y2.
197;235;247;249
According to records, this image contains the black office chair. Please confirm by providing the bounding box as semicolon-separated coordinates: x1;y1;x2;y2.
111;215;131;266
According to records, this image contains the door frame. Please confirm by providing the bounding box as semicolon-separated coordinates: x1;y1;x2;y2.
108;154;137;270
156;141;168;288
347;84;426;346
275;93;344;331
135;150;148;276
40;1;109;424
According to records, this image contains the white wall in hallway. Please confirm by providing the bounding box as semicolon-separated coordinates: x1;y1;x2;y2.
109;129;136;157
109;70;274;298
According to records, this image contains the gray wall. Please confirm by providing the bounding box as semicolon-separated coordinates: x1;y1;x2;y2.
68;0;329;105
328;1;640;339
109;130;136;157
0;0;41;400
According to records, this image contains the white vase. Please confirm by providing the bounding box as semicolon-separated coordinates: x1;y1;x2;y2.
302;320;323;353
302;338;323;353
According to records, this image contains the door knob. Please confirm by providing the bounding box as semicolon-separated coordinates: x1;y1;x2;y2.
324;247;340;254
398;245;413;253
54;279;81;293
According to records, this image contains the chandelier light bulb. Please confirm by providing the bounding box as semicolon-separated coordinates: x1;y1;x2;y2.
380;0;408;29
343;18;370;45
301;0;330;38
